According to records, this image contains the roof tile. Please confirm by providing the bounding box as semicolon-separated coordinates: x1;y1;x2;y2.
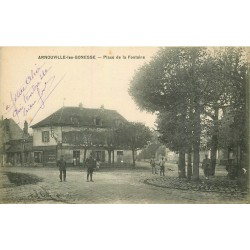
31;107;127;128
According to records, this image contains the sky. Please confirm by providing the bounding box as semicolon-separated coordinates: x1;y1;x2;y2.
0;47;159;131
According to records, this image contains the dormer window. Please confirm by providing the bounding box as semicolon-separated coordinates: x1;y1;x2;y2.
70;115;79;124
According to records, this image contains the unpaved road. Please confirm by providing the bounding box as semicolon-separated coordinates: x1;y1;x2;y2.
0;164;248;204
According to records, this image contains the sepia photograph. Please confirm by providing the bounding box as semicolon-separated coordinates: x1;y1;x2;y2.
0;46;249;204
1;2;250;250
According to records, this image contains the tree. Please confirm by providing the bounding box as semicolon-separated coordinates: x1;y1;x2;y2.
129;47;248;180
201;47;248;175
217;108;247;168
219;48;248;172
82;128;117;167
129;47;211;180
157;110;188;178
96;129;116;166
117;122;152;168
137;131;164;160
137;142;161;160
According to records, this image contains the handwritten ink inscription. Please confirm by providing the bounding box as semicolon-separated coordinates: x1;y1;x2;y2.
4;63;66;125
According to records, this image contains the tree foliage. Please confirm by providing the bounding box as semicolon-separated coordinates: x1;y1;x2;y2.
129;47;248;179
116;122;153;167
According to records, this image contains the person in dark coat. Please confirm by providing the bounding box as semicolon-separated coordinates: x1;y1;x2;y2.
86;154;96;182
159;157;165;176
57;155;67;182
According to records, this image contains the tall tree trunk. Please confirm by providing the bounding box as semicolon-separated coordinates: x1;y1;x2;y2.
193;101;201;181
193;144;200;180
190;50;201;181
187;97;193;181
227;146;230;161
83;148;87;168
178;111;187;178
112;150;115;166
187;147;192;180
178;148;186;178
210;135;218;176
108;149;112;167
132;149;136;168
210;107;219;176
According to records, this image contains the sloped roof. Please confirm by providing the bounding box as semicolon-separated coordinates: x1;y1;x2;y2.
0;118;23;141
30;107;128;128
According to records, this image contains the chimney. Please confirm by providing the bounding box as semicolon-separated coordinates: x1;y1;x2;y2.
23;120;28;135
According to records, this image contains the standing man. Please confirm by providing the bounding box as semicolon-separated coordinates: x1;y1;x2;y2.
86;153;96;182
57;155;67;182
159;157;165;176
150;156;157;174
202;154;211;179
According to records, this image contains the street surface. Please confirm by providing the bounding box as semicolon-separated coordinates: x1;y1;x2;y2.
0;163;248;204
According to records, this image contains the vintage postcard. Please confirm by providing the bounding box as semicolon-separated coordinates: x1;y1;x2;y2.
0;47;249;204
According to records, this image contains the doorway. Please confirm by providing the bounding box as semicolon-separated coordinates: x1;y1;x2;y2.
73;150;80;166
117;151;123;163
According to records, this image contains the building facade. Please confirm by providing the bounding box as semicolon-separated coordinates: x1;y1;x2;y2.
5;137;33;166
1;118;33;166
30;106;133;167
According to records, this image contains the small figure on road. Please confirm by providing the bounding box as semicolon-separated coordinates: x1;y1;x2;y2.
57;155;67;182
159;157;165;176
150;156;157;174
202;154;211;179
86;154;96;182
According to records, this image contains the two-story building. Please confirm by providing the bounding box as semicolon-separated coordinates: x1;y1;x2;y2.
30;106;133;167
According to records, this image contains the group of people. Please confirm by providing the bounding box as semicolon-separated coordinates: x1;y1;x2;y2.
150;154;213;179
150;156;166;176
57;153;99;182
57;153;212;182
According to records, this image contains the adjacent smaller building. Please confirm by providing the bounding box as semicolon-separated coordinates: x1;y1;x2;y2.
0;118;32;166
5;136;33;166
1;118;33;166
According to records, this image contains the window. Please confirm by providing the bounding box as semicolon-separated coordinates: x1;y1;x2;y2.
94;150;105;162
42;131;50;142
94;117;102;126
117;151;123;163
73;132;80;143
62;132;67;143
34;151;43;163
70;115;79;124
